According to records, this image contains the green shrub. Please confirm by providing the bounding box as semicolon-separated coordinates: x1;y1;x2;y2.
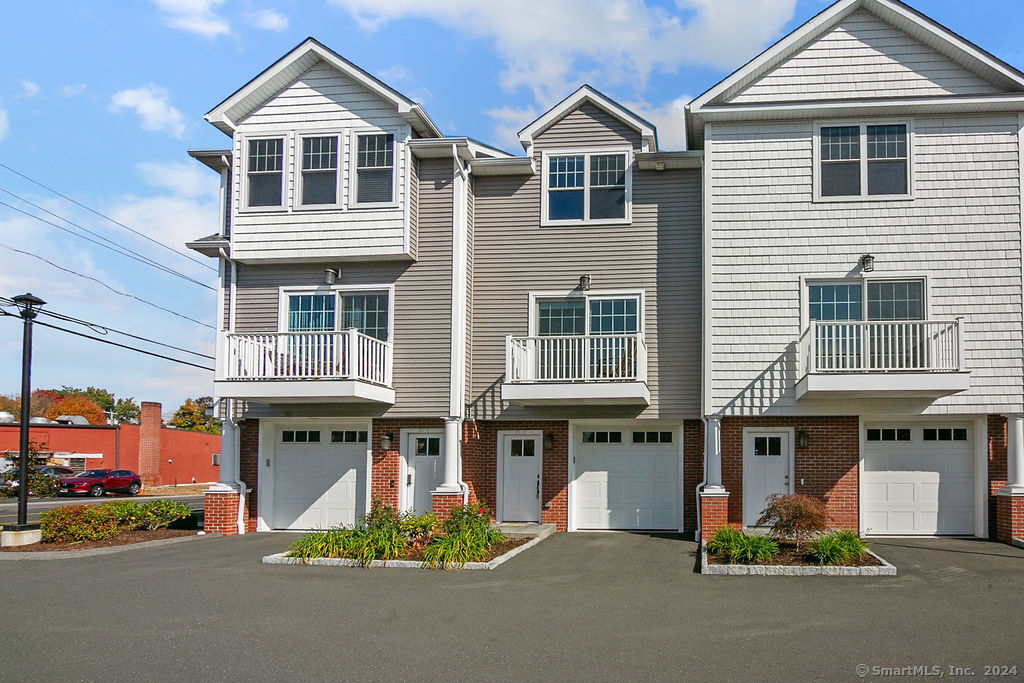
728;534;779;564
139;499;194;530
351;525;407;567
398;513;437;543
757;493;829;549
804;529;869;565
101;500;146;530
286;528;355;561
441;503;493;535
362;498;401;531
423;503;504;569
40;505;120;543
0;470;61;498
705;525;744;557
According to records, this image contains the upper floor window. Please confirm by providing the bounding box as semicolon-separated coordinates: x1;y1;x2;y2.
808;280;923;322
300;135;339;206
355;133;395;205
818;123;909;199
247;138;284;207
284;290;390;341
537;296;639;336
543;150;630;224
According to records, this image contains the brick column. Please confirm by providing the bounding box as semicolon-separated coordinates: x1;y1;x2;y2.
431;493;465;521
203;490;240;535
699;491;730;542
996;414;1024;546
138;401;161;486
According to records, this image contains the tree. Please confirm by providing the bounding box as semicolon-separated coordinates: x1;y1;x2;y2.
57;386;115;413
168;398;221;434
43;396;106;425
112;397;141;424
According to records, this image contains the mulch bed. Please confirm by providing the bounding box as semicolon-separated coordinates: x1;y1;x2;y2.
707;543;881;567
0;529;197;553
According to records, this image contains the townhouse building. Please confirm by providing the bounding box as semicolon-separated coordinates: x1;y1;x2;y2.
191;0;1024;546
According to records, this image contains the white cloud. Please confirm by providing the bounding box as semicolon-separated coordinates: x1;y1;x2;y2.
377;65;411;82
486;105;538;153
151;0;230;38
136;160;219;198
109;195;220;261
19;80;40;98
59;83;86;97
246;8;288;31
0;103;8;141
110;85;186;139
328;0;797;105
624;96;691;151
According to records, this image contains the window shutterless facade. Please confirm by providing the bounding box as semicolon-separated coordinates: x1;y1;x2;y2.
815;122;911;200
354;132;395;205
246;137;284;207
807;279;924;323
542;149;631;224
282;287;392;341
299;135;339;206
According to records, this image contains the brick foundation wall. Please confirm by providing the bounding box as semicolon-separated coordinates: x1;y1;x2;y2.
238;419;259;532
683;419;704;533
431;493;465;520
995;494;1024;543
988;415;1008;538
462;420;569;531
700;494;730;541
721;416;859;529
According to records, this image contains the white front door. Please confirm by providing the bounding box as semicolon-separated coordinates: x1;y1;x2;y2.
500;433;541;522
406;432;444;515
742;430;791;527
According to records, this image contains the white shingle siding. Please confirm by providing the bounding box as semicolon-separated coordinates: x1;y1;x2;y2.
230;60;411;262
707;114;1022;416
731;10;1000;104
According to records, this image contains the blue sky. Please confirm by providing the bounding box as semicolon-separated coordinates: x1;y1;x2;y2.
1;0;1022;416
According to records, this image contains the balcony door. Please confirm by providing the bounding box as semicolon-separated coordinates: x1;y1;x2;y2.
535;296;639;381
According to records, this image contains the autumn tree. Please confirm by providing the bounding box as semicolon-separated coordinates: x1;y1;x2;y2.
168;397;221;434
44;396;106;425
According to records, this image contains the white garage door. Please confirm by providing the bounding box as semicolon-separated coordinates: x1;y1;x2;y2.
573;428;679;530
861;424;974;536
272;427;367;531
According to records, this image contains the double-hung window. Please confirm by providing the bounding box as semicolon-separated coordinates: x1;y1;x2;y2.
535;294;640;380
544;150;629;224
247;138;284;207
355;133;395;205
300;135;339;206
818;123;910;199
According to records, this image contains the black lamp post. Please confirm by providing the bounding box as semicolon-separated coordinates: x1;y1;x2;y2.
12;293;44;530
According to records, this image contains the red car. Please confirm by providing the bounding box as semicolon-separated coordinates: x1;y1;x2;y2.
59;469;142;497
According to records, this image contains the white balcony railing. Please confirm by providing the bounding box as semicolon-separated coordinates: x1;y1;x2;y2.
505;333;648;383
798;320;964;376
224;329;393;386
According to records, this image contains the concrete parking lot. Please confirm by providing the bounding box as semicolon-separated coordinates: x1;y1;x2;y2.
1;532;1021;681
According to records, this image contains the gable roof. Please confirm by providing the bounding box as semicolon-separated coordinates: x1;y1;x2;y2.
205;37;441;137
518;85;658;152
685;0;1024;147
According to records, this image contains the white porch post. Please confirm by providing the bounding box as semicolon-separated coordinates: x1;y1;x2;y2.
704;415;725;492
434;416;463;494
1001;414;1024;494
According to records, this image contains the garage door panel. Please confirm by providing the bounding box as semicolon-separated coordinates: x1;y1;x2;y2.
273;437;366;531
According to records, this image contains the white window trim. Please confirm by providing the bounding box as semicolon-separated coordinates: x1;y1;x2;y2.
540;147;633;226
277;283;396;342
239;132;289;214
293;131;343;211
349;127;401;210
798;274;931;330
812;119;915;203
526;289;645;336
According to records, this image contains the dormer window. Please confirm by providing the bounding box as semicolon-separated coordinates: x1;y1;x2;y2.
247;138;284;207
355;133;395;205
300;135;339;205
542;149;631;225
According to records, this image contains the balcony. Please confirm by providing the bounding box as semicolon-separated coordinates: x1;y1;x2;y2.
215;329;395;404
796;320;970;399
501;333;650;406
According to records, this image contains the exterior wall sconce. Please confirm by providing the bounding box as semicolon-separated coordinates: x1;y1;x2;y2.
860;254;875;273
578;274;591;291
380;432;394;450
544;433;555;450
324;268;340;285
797;430;809;448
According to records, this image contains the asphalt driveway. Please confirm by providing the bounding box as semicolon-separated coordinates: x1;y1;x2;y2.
1;532;1022;681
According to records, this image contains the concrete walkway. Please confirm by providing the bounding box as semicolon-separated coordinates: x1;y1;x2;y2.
1;532;1021;681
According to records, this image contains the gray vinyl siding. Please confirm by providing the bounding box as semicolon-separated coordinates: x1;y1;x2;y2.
469;154;702;421
706;115;1023;416
533;102;643;149
231;157;454;418
731;10;1001;104
230;60;413;263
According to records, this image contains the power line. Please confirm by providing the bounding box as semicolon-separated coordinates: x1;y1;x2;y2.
0;242;215;329
0;195;215;291
0;311;214;372
0;297;215;360
0;161;218;273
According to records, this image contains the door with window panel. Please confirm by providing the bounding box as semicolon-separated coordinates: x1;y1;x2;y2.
536;300;586;380
866;281;924;369
285;294;338;376
808;284;863;370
